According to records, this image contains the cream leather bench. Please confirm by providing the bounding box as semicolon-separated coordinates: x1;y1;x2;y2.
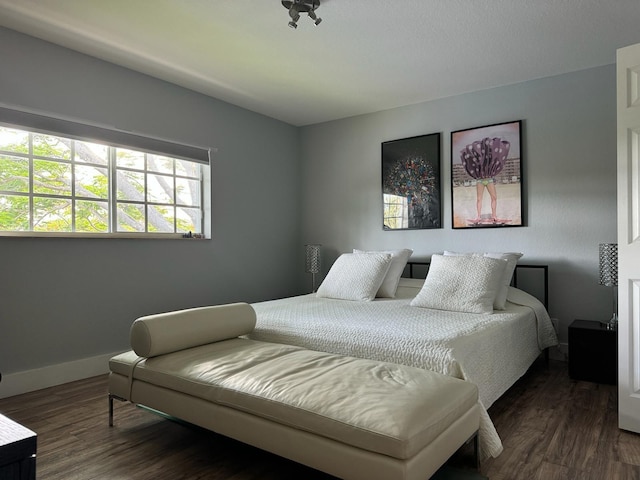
108;303;481;480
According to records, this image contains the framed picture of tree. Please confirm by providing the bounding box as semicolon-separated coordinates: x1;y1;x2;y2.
382;132;441;230
450;120;523;229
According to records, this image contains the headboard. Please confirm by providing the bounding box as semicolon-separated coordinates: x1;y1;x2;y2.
403;261;549;310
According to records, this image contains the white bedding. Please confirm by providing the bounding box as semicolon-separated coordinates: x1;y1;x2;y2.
247;279;558;459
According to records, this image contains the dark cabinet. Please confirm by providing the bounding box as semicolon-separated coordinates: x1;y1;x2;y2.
568;319;617;385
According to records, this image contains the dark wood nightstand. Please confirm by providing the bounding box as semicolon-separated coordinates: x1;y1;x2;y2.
0;414;36;480
568;319;617;385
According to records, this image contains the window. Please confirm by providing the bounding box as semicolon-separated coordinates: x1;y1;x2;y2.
0;124;207;237
383;193;408;229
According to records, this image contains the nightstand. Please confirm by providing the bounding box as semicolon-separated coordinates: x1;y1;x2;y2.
0;414;36;480
568;319;617;384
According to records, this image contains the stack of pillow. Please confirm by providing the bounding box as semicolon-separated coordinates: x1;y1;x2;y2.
315;248;522;314
410;252;522;314
316;249;413;301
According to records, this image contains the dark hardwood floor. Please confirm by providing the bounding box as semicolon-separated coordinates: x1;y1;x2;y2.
0;359;639;479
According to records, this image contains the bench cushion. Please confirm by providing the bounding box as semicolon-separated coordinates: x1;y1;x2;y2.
110;338;478;460
130;302;256;357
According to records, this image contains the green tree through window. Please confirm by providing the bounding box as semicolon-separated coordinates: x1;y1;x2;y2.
0;125;204;235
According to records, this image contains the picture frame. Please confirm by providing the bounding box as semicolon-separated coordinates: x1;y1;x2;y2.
382;132;441;230
450;120;523;229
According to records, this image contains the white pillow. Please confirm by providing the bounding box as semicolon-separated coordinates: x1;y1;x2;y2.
444;251;523;309
353;248;413;297
317;253;393;301
410;254;507;314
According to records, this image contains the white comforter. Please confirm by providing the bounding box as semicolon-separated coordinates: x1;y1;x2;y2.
247;282;558;458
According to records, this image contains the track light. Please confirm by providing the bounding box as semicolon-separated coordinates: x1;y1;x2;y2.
288;9;300;29
282;0;322;29
308;9;322;26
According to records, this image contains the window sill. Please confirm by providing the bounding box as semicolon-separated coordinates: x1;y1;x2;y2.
0;231;210;240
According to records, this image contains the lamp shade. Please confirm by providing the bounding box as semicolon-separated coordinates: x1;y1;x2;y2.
599;243;618;287
305;244;321;274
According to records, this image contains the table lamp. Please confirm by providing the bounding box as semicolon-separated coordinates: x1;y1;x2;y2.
599;243;618;329
305;244;321;292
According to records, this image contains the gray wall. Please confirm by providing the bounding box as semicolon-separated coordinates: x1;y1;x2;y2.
0;25;618;377
0;27;302;374
299;65;617;346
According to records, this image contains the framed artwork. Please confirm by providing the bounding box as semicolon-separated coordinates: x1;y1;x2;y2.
382;132;441;230
450;120;523;229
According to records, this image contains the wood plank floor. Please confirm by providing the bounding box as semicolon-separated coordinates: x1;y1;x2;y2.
0;359;639;479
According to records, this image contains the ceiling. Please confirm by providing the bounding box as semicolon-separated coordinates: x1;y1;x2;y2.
0;0;639;127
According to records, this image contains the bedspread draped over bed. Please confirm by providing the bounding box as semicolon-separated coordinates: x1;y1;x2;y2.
247;281;558;459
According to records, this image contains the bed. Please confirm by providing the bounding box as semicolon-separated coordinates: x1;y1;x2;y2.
246;250;558;458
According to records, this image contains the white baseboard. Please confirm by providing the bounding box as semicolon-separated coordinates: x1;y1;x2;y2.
549;342;569;362
0;351;125;399
545;318;568;362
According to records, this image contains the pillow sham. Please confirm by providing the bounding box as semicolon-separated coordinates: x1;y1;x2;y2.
316;252;392;301
353;248;413;298
444;251;523;310
410;254;507;314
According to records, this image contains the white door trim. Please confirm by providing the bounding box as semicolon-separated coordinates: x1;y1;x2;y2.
617;42;640;432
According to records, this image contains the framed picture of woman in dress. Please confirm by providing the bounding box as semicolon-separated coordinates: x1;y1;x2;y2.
450;120;523;229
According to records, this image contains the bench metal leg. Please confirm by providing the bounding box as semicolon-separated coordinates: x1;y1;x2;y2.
473;432;480;471
109;394;126;427
460;431;481;471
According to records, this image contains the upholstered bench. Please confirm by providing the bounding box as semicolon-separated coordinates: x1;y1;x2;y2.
108;303;481;480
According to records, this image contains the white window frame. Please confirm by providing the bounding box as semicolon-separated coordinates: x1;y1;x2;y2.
0;108;211;239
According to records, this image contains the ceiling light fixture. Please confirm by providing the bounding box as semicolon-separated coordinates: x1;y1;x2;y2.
282;0;322;29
